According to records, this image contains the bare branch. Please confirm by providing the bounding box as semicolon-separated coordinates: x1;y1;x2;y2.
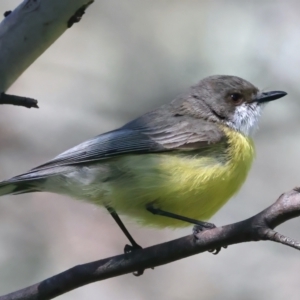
0;0;94;107
1;188;300;300
0;93;38;108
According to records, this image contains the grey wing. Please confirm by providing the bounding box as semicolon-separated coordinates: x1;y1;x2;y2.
36;113;225;169
33;128;165;169
5;128;165;183
122;111;226;149
8;113;225;182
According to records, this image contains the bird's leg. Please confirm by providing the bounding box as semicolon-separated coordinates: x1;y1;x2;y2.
105;206;144;276
146;204;225;255
105;205;142;251
146;204;216;229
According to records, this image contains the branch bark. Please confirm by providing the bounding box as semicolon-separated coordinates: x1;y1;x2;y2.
0;93;38;108
1;188;300;300
0;0;94;106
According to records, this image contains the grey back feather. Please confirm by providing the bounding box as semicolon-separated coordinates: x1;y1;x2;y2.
5;110;226;183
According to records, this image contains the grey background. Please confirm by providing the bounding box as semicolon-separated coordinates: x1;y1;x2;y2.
0;0;299;299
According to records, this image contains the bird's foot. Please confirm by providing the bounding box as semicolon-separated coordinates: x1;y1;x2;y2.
124;243;143;253
124;243;145;276
193;223;227;255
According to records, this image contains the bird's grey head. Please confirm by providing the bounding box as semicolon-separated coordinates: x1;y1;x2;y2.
173;75;287;136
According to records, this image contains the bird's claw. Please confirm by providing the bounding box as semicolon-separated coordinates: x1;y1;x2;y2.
124;243;145;276
193;224;227;255
124;243;142;254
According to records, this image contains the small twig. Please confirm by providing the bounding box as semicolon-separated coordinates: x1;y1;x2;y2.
3;11;12;17
1;188;300;300
67;1;94;28
262;229;300;250
0;93;38;109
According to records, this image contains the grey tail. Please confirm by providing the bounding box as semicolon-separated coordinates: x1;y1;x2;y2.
0;164;64;197
0;179;42;196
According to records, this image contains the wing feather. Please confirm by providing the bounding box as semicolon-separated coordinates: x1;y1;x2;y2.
29;113;226;172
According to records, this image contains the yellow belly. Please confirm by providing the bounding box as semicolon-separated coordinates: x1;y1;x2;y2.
105;127;255;228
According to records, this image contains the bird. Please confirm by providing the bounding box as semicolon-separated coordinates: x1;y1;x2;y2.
0;75;286;255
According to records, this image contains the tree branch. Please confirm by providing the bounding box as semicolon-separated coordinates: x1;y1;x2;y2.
0;93;38;108
0;0;94;107
1;188;300;300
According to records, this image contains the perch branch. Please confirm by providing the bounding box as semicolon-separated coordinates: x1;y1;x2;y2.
1;188;300;300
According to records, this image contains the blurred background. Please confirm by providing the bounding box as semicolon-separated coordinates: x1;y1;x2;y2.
0;0;299;299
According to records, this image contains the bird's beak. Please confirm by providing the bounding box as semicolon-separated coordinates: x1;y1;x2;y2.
256;91;287;103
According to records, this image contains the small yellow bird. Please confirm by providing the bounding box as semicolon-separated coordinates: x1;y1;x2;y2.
0;75;286;254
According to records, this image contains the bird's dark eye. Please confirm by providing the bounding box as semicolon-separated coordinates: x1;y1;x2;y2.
230;93;243;105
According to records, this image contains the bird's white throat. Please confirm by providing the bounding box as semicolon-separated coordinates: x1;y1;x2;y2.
226;103;264;137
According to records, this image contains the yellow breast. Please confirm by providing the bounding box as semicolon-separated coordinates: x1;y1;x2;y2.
106;126;255;228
